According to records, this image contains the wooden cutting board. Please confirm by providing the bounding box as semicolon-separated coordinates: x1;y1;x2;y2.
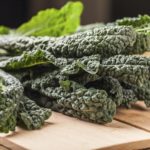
1;107;150;150
0;53;150;150
115;102;150;132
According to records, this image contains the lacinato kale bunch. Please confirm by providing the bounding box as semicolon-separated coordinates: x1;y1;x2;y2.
21;75;116;124
77;14;150;54
0;69;23;133
9;53;149;123
0;24;149;57
116;15;150;28
0;6;150;134
0;69;51;133
116;15;150;54
0;26;137;57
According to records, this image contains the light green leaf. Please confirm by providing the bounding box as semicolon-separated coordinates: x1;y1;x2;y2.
17;1;83;37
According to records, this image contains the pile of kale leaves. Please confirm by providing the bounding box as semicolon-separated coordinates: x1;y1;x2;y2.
0;1;150;133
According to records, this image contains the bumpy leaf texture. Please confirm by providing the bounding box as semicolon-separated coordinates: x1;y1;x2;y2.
0;26;136;57
29;79;116;124
121;81;150;107
103;55;150;66
50;88;116;124
85;76;123;106
116;15;150;52
0;69;23;133
0;50;57;70
18;96;51;130
116;15;150;28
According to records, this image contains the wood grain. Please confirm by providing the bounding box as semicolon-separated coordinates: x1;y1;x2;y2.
1;112;150;150
0;137;26;150
115;102;150;132
142;51;150;56
99;139;150;150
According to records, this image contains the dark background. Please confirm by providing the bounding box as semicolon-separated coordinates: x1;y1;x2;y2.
0;0;150;28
